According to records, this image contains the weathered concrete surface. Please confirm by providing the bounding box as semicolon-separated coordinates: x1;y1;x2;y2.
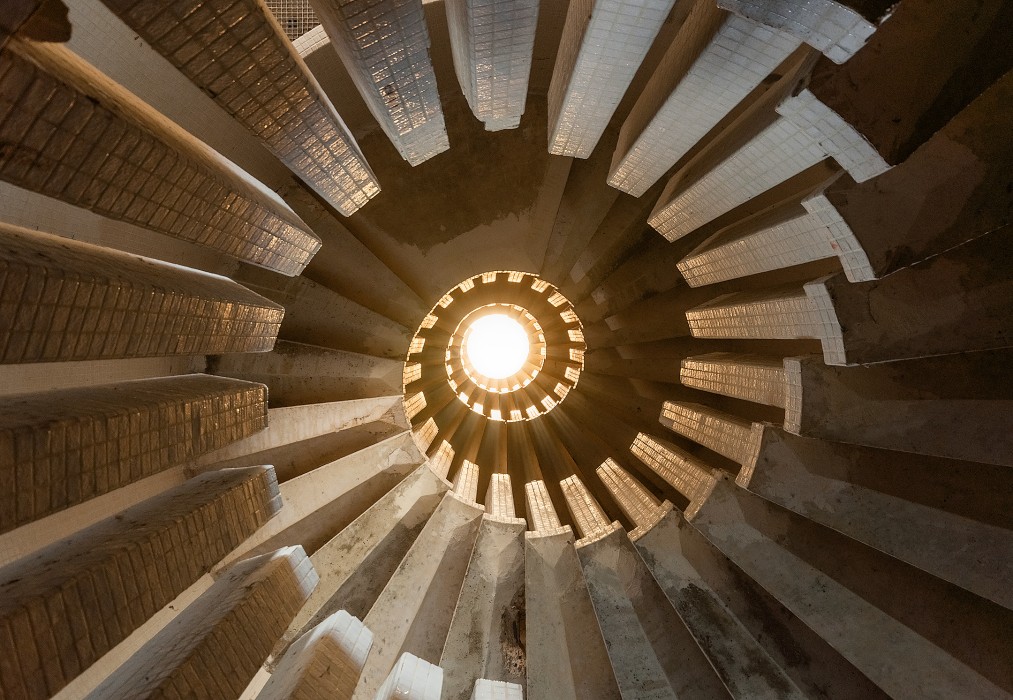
351;492;484;699
744;427;1013;609
192;396;409;473
673;513;890;700
211;341;403;407
286;185;429;329
577;527;731;700
214;433;423;571
635;511;806;699
541;129;620;284
564;178;667;302
692;478;1013;699
272;465;450;666
816;224;1013;364
234;266;411;360
785;351;1013;466
805;0;1013;166
524;529;620;700
341;96;570;304
440;516;526;700
201;417;408;486
824;69;1013;277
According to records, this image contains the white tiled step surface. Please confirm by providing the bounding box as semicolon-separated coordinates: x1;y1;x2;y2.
547;0;676;158
609;5;801;197
659;401;765;469
374;653;444;700
650;97;888;242
677;192;875;286
97;0;380;216
257;610;373;699
312;0;449;166
445;0;539;131
470;678;524;699
679;353;787;408
716;0;881;63
684;282;846;365
631;432;717;521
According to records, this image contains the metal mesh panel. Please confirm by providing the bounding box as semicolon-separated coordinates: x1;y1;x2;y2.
266;0;320;40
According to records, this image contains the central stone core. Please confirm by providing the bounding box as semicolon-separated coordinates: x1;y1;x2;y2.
464;314;529;380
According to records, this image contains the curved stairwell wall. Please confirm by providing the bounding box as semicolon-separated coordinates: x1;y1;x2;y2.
0;0;1010;699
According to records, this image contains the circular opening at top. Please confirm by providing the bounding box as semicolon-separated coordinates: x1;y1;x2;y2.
464;314;529;380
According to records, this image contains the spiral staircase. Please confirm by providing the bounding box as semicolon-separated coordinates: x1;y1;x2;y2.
0;0;1010;698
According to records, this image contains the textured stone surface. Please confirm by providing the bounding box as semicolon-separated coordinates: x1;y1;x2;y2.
0;466;281;700
0;373;267;532
576;526;730;699
86;546;317;699
636;511;807;699
354;492;483;699
97;0;380;216
0;38;319;275
784;351;1013;466
272;465;448;666
693;478;1013;699
0;223;284;364
744;427;1013;610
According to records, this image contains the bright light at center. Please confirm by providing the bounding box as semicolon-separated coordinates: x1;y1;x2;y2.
465;314;529;379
